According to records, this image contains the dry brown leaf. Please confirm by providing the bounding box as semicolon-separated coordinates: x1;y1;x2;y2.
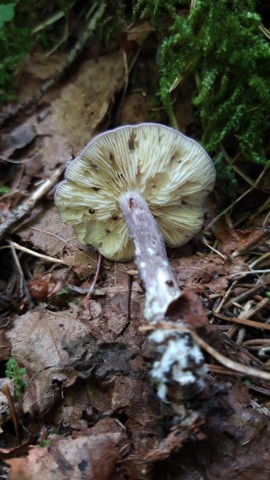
0;330;11;361
126;22;154;46
7;306;88;415
17;52;67;100
6;432;121;480
18;206;97;276
38;50;125;177
64;249;97;278
18;206;80;257
0;124;37;159
173;254;246;294
17;51;125;263
49;381;93;430
120;92;150;125
213;220;269;256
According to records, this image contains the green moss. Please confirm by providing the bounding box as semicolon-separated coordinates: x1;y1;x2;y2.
0;0;92;103
5;357;26;396
0;1;34;102
135;0;270;197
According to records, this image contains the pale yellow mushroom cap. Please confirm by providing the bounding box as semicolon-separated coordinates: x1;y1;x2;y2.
55;123;216;261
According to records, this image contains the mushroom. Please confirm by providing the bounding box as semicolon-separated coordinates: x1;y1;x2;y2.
55;123;215;323
56;123;215;407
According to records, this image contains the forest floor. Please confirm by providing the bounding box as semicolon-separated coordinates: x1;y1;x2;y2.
0;25;270;480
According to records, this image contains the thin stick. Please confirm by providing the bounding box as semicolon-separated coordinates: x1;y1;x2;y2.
213;308;270;331
126;269;138;321
0;164;66;242
208;364;245;377
224;278;270;308
87;253;102;298
206;164;269;230
202;237;226;259
11;241;67;265
2;384;20;446
9;241;34;308
249;251;270;269
230;269;270;278
190;329;270;381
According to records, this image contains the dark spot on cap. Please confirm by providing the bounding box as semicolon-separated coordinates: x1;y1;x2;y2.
90;164;99;171
105;229;111;234
93;187;100;191
112;214;118;220
89;208;95;214
128;131;137;151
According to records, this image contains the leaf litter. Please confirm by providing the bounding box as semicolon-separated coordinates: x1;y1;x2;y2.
0;19;270;480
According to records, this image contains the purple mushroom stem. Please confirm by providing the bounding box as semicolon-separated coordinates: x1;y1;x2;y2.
119;191;181;323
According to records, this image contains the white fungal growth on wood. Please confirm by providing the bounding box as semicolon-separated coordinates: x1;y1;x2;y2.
148;329;208;402
144;267;179;322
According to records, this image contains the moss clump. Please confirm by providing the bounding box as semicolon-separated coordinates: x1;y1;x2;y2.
0;2;34;102
135;0;270;198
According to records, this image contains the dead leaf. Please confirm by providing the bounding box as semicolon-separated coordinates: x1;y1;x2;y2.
120;92;150;125
62;333;135;381
37;51;125;177
18;206;97;277
0;379;13;425
174;254;246;294
174;94;194;134
49;381;93;431
144;416;205;463
213;220;270;256
6;306;88;415
64;250;97;279
125;22;154;46
0;124;37;159
17;52;67;100
6;432;121;480
18;206;79;257
0;330;11;360
16;51;125;263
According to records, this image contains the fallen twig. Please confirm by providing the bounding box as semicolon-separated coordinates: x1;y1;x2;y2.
2;384;20;446
206;164;269;230
213;305;270;331
190;328;270;381
0;164;66;242
9;240;34;309
11;242;68;265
